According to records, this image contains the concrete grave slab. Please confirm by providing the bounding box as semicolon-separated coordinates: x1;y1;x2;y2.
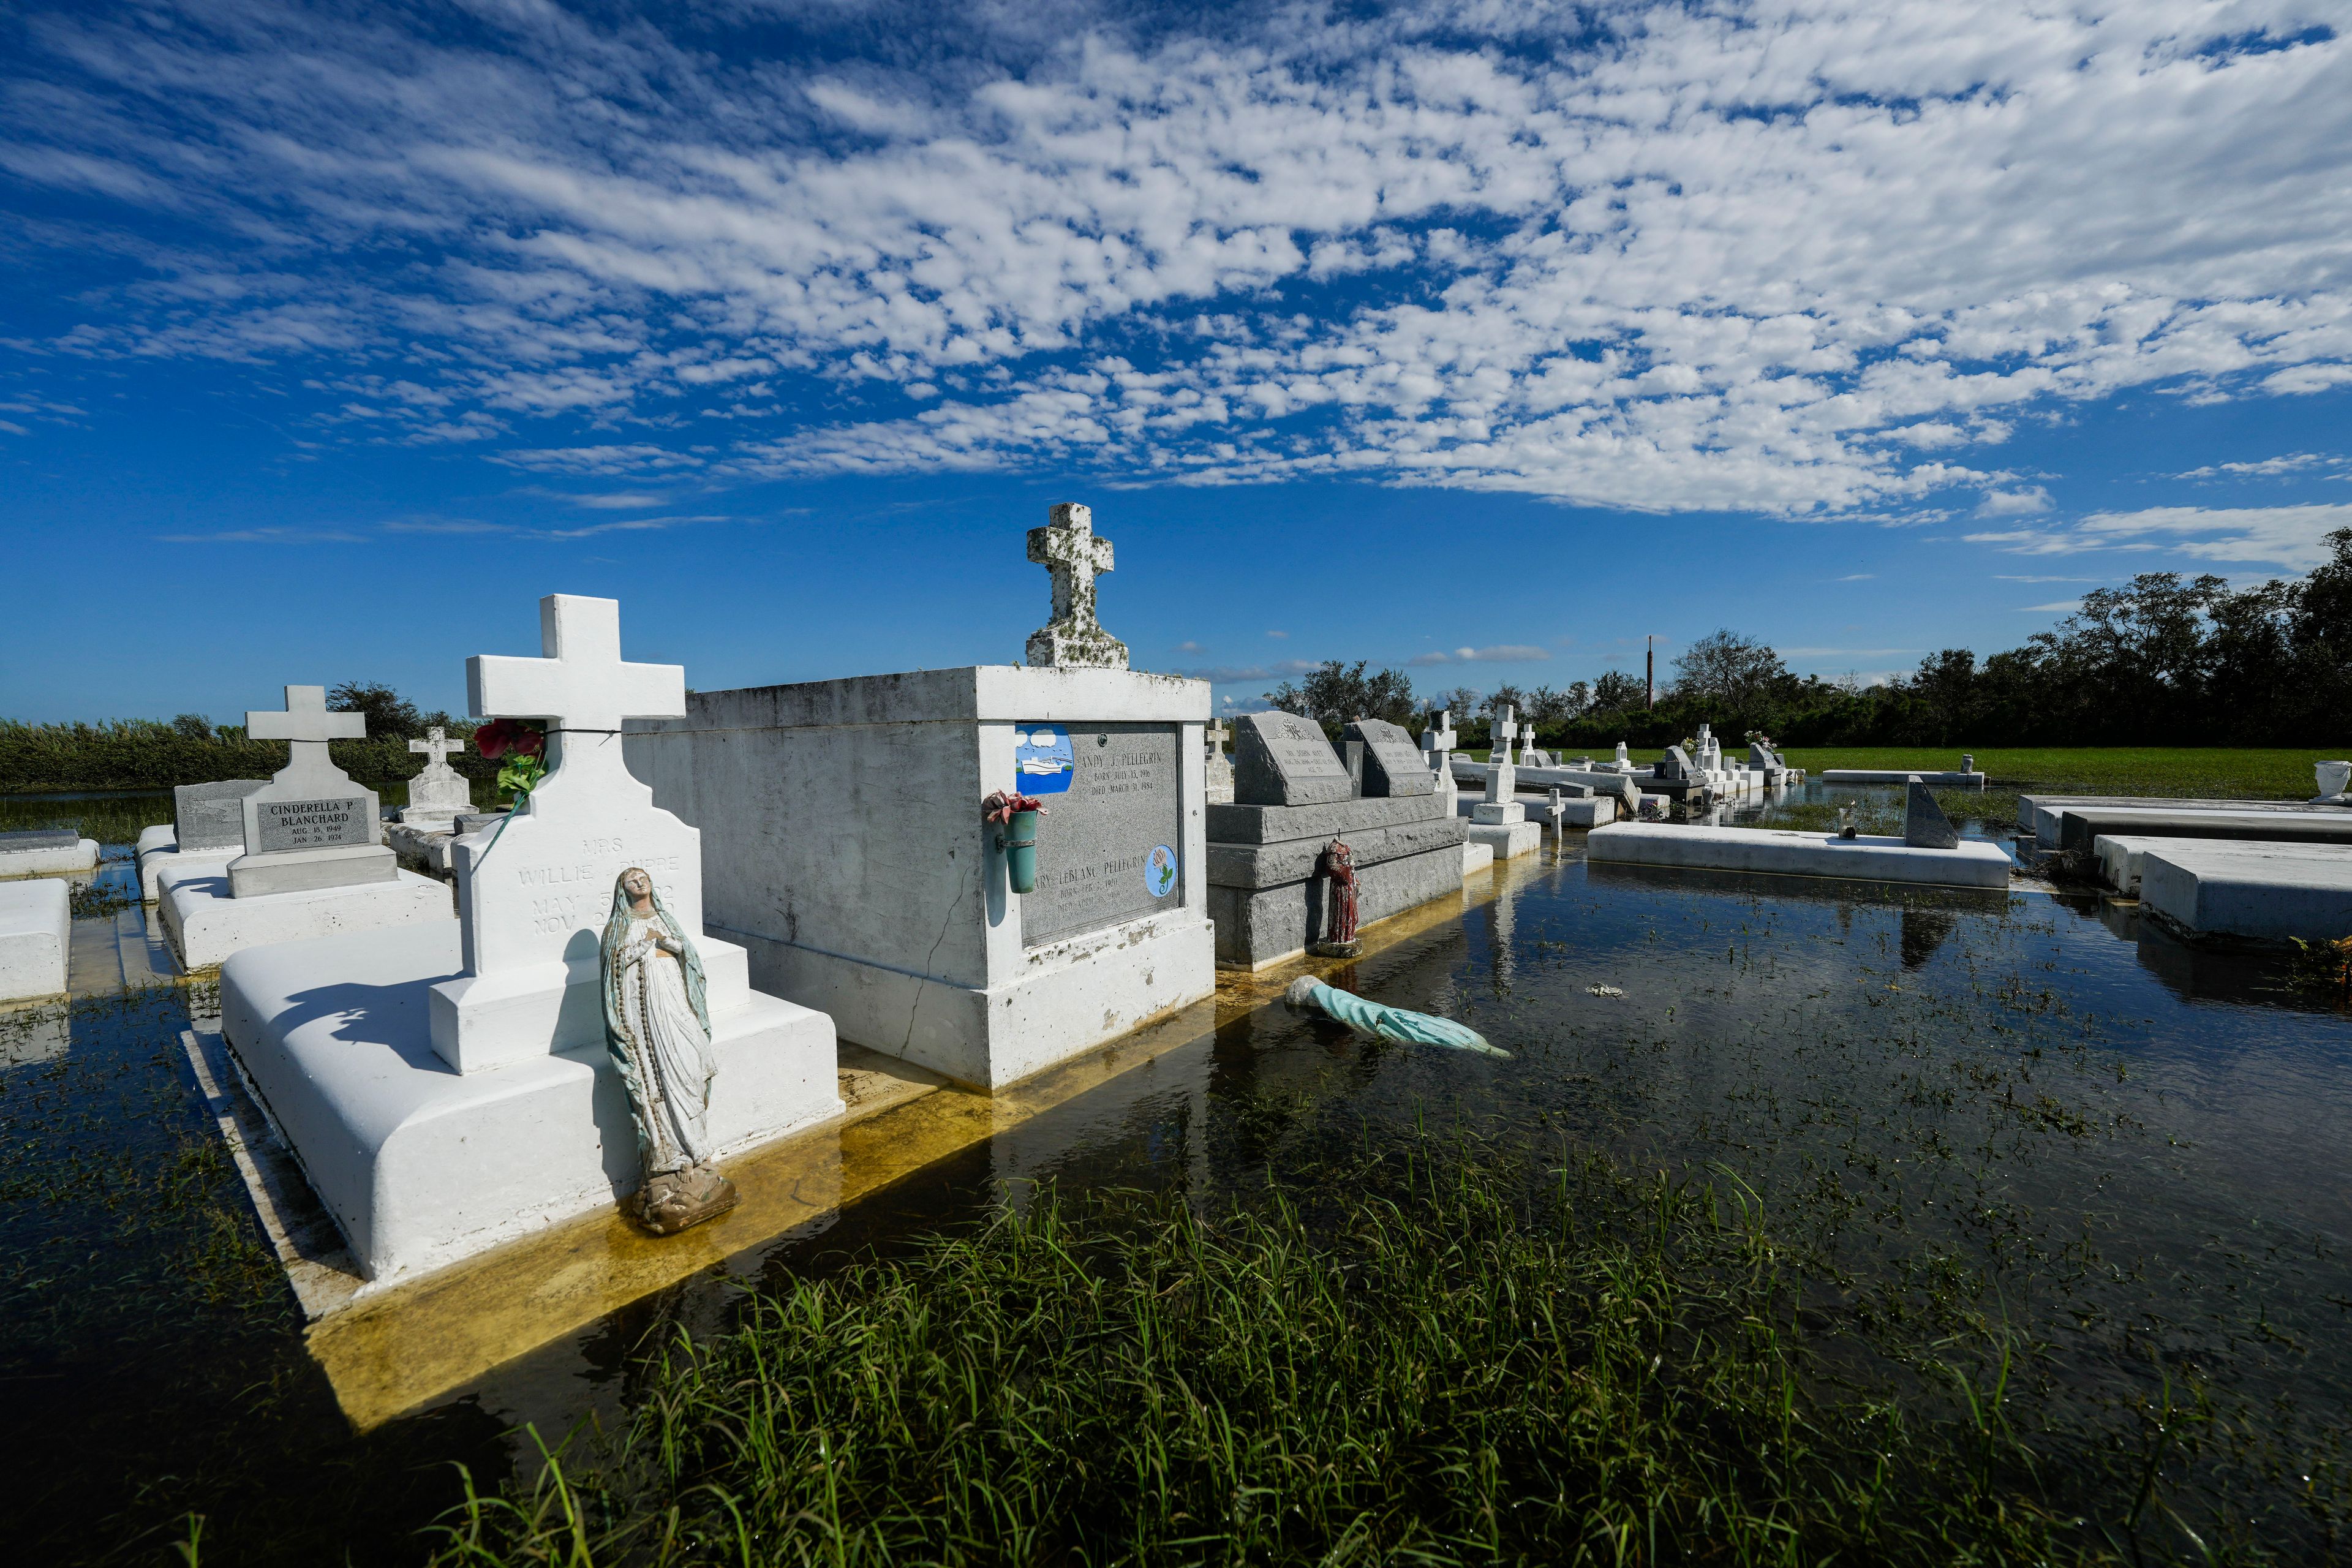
2138;840;2352;944
0;831;99;880
1588;822;2011;889
160;868;452;972
0;879;69;1002
1209;843;1466;970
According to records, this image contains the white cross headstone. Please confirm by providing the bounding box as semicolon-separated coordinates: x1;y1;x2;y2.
1023;503;1129;669
1207;720;1229;763
403;726;472;820
436;595;697;1070
230;686;395;894
1486;705;1518;804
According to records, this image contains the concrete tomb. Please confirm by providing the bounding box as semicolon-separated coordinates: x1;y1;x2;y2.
2022;794;2328;850
137;779;266;901
0;828;99;881
1825;758;1985;787
628;510;1213;1090
1207;712;1466;968
1465;706;1541;860
1588;821;2011;889
2138;840;2352;944
218;593;840;1287
2051;804;2352;857
159;687;449;971
0;879;69;1003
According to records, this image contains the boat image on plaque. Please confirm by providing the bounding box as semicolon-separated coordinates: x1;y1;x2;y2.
1013;725;1075;794
1146;844;1177;897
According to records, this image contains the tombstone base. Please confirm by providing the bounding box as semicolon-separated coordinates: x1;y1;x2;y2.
726;910;1215;1091
0;837;99;880
138;826;246;903
160;867;451;972
219;920;841;1287
0;880;69;1002
1461;841;1494;877
230;843;399;898
1471;801;1526;826
1210;843;1466;970
1466;820;1542;859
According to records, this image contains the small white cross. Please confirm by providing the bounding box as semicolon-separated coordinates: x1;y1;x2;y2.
468;595;684;789
1491;704;1518;753
409;726;462;767
1207;720;1230;762
247;685;366;774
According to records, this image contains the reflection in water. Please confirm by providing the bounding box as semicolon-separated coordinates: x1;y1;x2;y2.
5;803;2352;1559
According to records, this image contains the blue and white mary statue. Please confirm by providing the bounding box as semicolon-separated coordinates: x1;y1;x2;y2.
598;865;736;1234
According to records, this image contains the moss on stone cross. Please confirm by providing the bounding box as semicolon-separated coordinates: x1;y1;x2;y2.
1024;502;1130;669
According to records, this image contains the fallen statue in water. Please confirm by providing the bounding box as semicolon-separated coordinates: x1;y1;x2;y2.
1283;977;1510;1058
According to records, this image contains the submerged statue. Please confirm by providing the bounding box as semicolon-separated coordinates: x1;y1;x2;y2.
600;867;737;1235
1283;976;1510;1058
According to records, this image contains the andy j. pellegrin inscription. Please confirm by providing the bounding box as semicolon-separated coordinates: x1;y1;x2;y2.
1020;722;1183;949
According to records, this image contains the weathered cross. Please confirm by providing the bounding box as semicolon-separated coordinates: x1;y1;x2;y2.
1491;704;1518;757
409;726;462;769
1024;503;1129;669
248;685;366;778
1207;719;1230;763
1421;708;1458;787
468;594;684;791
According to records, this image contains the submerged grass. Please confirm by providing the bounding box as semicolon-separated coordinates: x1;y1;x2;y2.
423;1136;2200;1566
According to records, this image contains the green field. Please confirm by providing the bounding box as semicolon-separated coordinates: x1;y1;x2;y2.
1777;747;2337;799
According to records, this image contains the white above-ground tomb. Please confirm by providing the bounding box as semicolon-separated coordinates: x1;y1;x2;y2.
159;686;447;971
0;880;69;1003
0;830;100;881
219;595;841;1286
1586;821;2013;889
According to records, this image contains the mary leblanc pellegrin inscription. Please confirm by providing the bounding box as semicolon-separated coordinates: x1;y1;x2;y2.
1022;723;1184;949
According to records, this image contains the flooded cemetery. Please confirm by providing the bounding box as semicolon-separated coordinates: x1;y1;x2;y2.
5;519;2352;1565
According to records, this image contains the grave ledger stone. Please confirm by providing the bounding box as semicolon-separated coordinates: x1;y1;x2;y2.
1343;718;1435;797
1234;710;1355;807
217;594;839;1286
628;663;1215;1091
1208;715;1467;967
138;779;268;902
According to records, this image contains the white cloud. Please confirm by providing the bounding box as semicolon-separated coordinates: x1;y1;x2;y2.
1970;503;2352;569
7;2;2351;511
1408;644;1550;666
2018;600;2083;612
1831;573;1876;581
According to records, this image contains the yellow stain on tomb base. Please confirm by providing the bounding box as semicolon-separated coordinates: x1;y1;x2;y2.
307;850;1546;1430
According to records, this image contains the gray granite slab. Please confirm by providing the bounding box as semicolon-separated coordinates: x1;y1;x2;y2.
1903;780;1961;849
0;829;79;852
175;780;268;851
1207;793;1449;846
1232;712;1352;807
1209;842;1465;967
252;796;375;853
1207;815;1467;891
1343;718;1435;797
1020;721;1185;948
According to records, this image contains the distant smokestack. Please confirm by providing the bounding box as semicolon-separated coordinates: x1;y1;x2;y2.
1646;636;1654;709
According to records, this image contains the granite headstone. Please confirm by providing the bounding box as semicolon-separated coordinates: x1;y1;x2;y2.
1232;712;1352;807
175;779;268;852
1022;722;1186;948
1903;778;1961;850
1343;718;1436;798
1657;745;1692;782
0;829;78;853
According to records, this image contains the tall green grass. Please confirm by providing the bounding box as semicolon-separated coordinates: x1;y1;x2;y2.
1779;746;2332;799
424;1139;2177;1566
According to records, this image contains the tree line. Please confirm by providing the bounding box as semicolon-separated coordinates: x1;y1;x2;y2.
1265;529;2352;750
0;683;493;794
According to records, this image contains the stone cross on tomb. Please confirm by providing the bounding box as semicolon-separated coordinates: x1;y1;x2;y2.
1485;706;1519;803
1024;502;1129;670
248;685;366;783
467;594;686;802
1491;704;1518;760
410;727;462;768
1422;709;1457;789
1207;719;1230;763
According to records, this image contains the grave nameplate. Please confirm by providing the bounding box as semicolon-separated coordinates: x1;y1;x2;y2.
1022;721;1185;949
176;779;267;851
0;829;78;852
1343;718;1434;798
1232;712;1352;807
253;796;375;853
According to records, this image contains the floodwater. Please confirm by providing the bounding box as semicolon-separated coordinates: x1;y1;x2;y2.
4;786;2350;1562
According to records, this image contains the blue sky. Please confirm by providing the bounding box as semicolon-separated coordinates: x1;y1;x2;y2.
4;0;2350;723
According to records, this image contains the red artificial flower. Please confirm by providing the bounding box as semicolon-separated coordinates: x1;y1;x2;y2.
475;718;546;761
981;791;1048;825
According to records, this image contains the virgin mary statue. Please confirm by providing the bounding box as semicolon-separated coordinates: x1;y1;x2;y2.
599;866;737;1234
